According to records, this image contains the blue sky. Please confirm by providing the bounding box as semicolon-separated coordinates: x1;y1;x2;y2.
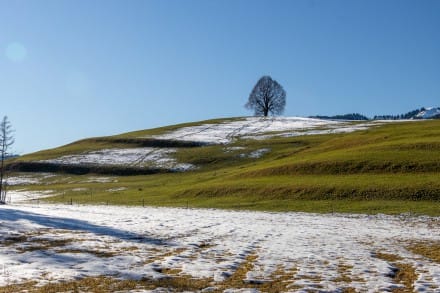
1;0;439;154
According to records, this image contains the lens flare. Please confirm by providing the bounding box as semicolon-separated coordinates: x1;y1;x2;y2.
5;42;27;62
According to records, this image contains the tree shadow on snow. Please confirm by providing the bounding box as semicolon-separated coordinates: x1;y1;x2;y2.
0;207;170;246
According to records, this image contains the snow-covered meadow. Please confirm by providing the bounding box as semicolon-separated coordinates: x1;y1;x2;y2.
37;117;385;170
40;147;195;171
0;202;438;292
151;117;378;144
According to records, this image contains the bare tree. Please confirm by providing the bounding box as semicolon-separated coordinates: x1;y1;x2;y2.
0;116;14;204
245;76;286;117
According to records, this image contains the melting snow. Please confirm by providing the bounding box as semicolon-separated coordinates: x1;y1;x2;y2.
72;188;89;192
224;146;246;153
5;190;55;203
35;118;398;171
107;187;127;192
0;203;438;292
40;148;195;171
239;148;271;159
6;173;56;186
82;176;117;183
151;117;382;144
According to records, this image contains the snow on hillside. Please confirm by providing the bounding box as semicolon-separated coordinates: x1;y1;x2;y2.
416;107;440;119
0;203;438;291
36;117;388;169
4;190;55;203
40;148;195;171
6;173;56;186
151;117;378;144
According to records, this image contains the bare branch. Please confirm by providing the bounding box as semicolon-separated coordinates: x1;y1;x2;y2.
0;116;14;204
244;76;286;117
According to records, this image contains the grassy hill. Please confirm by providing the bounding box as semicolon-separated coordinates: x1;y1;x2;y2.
7;118;440;215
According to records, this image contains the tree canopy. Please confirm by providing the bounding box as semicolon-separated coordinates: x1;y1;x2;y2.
245;76;286;117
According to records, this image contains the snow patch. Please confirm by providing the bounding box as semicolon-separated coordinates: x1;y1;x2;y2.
72;188;88;192
240;148;270;159
5;190;55;203
107;187;127;192
6;173;56;186
40;148;195;171
248;148;270;158
151;117;387;145
82;176;117;183
224;146;246;153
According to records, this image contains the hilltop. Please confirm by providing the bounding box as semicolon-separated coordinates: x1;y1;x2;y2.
6;116;440;215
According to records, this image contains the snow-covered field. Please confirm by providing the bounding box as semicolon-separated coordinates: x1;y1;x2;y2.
40;148;195;171
6;173;56;186
151;117;380;144
36;117;387;170
3;190;55;203
0;203;438;292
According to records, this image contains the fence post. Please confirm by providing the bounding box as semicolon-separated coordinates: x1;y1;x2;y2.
70;198;72;205
142;199;144;207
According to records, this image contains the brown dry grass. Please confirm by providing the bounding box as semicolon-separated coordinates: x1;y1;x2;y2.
374;251;417;293
391;263;417;293
333;262;354;283
0;251;300;292
216;253;299;292
14;238;72;253
54;248;116;258
407;240;440;263
374;252;402;262
1;244;428;292
0;275;212;293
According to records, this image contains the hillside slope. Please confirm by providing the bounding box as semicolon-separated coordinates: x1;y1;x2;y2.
7;117;440;215
9;117;372;174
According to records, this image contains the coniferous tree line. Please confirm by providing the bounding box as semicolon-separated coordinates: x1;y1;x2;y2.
310;113;369;121
310;108;440;121
373;108;428;120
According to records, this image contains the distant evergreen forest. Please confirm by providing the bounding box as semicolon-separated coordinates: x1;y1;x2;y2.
311;107;440;121
310;113;369;121
373;108;426;120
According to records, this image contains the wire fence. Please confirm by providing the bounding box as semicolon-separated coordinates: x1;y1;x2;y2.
25;197;192;209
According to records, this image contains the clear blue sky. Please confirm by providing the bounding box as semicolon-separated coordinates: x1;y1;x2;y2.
1;0;439;154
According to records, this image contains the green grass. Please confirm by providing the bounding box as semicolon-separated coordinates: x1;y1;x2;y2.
8;118;440;215
12;117;243;162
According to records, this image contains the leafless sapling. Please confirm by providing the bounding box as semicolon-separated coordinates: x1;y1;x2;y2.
0;116;14;204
